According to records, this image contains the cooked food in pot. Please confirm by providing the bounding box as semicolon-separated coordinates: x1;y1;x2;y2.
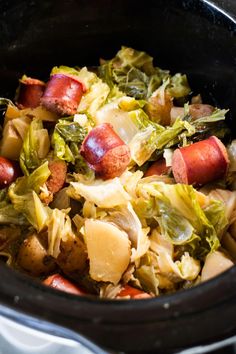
0;47;235;299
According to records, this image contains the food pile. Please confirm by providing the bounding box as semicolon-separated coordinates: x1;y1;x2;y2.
0;47;236;299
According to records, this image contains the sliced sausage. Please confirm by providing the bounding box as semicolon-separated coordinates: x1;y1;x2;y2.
144;158;169;177
116;285;151;299
46;160;67;194
80;123;131;180
41;74;84;116
0;157;21;189
172;136;229;185
16;77;45;109
17;233;56;276
43;273;86;295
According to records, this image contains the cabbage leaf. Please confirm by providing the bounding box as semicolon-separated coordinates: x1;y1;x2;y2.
68;177;131;208
106;202;150;262
0;189;27;225
139;182;223;258
20;118;50;175
8;162;51;231
129;113;194;166
52;117;87;164
47;208;74;258
190;108;230;141
77;79;110;117
134;251;159;295
98;46;190;100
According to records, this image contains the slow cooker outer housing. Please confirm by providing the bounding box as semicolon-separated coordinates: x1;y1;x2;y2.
0;0;236;352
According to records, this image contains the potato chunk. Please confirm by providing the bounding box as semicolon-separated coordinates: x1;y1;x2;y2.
84;219;131;284
56;236;87;275
0;121;22;160
201;250;234;282
17;233;56;276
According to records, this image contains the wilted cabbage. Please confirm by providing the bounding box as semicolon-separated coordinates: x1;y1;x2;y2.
138;182;226;258
98;46;189;100
52;117;87;164
68;177;131;208
8;162;51;231
20;118;50;175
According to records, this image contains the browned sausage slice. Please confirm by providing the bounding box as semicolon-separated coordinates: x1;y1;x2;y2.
41;74;84;116
144;158;169;177
43;273;86;295
172;136;229;185
80;123;131;180
16;77;46;109
46;160;67;194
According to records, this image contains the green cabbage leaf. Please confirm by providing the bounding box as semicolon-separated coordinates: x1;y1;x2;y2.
8;162;51;231
98;46;190;100
52;117;87;164
138;182;225;258
0;189;27;225
20;118;49;175
68;176;131;208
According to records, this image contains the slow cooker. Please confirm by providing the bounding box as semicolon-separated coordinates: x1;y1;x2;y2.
0;0;236;353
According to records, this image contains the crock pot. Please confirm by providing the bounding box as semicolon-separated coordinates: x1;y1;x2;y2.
0;0;236;353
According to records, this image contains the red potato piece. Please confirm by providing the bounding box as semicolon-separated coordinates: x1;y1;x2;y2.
170;104;214;123
144;158;169;177
43;273;86;295
170;107;184;122
172;136;229;185
117;285;151;299
80;123;131;180
16;77;46;109
0;157;21;189
46;160;67;194
41;74;84;116
189;104;214;120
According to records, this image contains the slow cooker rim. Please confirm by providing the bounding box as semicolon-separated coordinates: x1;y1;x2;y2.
0;261;236;323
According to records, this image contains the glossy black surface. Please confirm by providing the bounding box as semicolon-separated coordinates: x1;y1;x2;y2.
0;0;236;352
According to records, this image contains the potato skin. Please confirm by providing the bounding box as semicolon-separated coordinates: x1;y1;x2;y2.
17;233;56;276
56;236;87;277
189;104;214;120
170;104;214;123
